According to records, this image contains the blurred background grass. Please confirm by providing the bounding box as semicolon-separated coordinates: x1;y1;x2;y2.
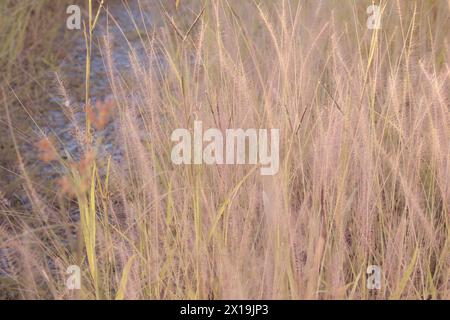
0;0;75;197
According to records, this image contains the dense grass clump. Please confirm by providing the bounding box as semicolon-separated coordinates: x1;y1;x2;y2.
0;0;449;299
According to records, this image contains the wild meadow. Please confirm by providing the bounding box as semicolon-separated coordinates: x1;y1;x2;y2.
0;0;449;299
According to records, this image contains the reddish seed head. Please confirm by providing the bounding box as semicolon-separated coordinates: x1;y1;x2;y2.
78;150;95;174
86;98;115;130
36;137;58;163
57;175;75;196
